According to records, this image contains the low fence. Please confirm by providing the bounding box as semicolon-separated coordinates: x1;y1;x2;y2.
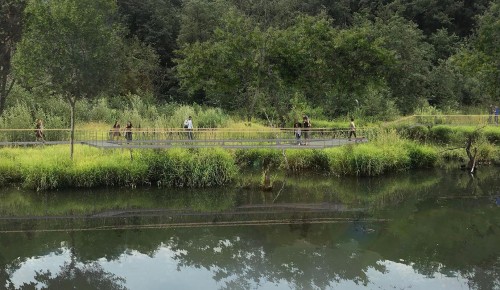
0;127;375;148
386;115;497;127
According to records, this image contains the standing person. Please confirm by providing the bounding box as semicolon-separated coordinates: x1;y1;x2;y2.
293;120;302;145
187;116;194;140
125;121;133;143
348;118;356;141
112;120;121;140
35;119;45;142
302;115;311;145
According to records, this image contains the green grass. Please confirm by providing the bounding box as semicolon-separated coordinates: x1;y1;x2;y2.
0;145;237;190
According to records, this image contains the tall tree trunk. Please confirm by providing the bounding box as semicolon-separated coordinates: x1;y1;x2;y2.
0;73;15;116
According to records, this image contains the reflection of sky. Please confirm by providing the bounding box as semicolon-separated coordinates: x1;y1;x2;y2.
10;246;470;290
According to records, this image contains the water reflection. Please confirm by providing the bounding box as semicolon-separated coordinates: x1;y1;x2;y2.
4;222;496;290
1;167;499;289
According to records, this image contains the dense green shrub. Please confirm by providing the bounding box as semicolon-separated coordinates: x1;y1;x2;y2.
405;143;437;168
142;148;237;187
234;149;282;168
483;127;500;144
405;125;429;142
284;149;329;172
429;125;454;144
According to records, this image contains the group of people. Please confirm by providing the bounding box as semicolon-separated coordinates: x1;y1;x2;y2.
293;115;311;145
110;120;133;142
488;105;500;125
293;115;357;145
110;117;194;142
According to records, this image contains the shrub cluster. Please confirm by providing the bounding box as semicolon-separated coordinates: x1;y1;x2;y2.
394;124;500;146
0;94;231;131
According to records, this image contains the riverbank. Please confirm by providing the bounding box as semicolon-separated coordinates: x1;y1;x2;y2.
1;130;498;191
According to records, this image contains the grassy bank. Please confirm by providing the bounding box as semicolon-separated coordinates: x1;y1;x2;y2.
236;130;438;176
0;145;236;190
1;128;498;191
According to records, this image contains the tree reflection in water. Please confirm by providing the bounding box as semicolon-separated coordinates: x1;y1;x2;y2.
1;167;499;290
11;261;127;290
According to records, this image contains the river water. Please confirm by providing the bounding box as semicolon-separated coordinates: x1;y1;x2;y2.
0;167;499;290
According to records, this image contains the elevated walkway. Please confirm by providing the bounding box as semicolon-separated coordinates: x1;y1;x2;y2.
0;128;370;149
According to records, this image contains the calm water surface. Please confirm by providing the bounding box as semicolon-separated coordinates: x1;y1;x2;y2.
1;168;499;290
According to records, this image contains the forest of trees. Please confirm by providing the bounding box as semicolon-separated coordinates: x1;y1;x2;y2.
1;0;499;121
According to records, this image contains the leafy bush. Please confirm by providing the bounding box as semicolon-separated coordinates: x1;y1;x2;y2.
196;107;229;128
142;148;237;187
483;127;500;144
234;149;282;168
405;143;437;168
405;125;429;142
429;125;454;144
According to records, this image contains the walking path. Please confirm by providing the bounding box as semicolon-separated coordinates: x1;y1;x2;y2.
0;128;369;149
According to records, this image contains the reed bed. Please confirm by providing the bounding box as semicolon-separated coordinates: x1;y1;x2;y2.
0;145;237;190
235;130;438;176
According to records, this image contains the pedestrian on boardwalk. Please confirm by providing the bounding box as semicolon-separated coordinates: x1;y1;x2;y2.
293;120;302;145
302;115;311;145
35;119;45;142
348;118;356;141
112;120;121;140
125;121;133;143
186;116;194;140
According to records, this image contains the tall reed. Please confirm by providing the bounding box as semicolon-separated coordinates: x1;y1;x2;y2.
0;146;237;190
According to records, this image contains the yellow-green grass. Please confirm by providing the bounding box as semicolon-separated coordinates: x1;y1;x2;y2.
0;145;237;190
235;134;438;176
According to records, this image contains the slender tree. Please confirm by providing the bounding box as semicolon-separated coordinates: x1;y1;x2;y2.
0;0;25;116
13;0;124;159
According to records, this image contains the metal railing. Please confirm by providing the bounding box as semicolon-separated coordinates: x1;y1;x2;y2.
0;128;373;149
386;115;498;126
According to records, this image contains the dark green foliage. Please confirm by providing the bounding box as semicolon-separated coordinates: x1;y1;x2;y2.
284;149;329;172
405;143;437;168
404;125;429;142
234;149;282;169
141;148;237;187
483;128;500;145
429;125;454;144
2;0;499;124
0;0;25;116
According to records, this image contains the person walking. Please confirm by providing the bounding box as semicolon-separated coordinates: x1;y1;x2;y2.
125;121;133;143
112;120;121;141
302;115;311;145
35;119;45;142
348;118;356;141
293;120;302;145
187;116;194;140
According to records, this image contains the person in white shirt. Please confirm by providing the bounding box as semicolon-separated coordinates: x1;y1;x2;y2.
187;116;194;140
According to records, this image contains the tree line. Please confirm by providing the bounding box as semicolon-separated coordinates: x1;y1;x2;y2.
1;0;499;123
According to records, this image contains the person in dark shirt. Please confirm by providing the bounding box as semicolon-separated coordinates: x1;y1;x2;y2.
302;115;311;145
125;121;133;143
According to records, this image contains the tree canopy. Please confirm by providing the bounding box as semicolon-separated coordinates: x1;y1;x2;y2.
2;0;499;121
